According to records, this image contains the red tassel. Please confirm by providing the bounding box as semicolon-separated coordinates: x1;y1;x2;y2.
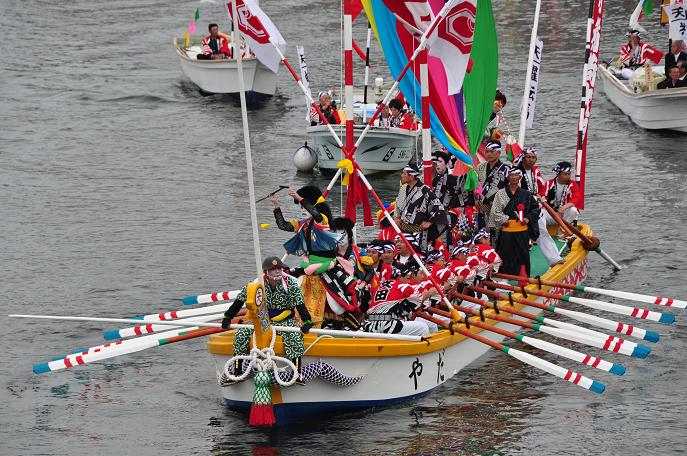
249;403;276;427
518;264;528;287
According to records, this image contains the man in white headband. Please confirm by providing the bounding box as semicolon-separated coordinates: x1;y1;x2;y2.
393;164;447;253
476;140;510;232
488;166;540;276
309;91;341;126
619;29;664;79
541;161;582;239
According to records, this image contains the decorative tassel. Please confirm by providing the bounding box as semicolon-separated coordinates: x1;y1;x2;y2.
249;370;275;426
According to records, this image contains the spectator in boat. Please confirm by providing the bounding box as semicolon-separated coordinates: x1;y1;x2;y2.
388;98;417;130
489;167;540;276
619;30;664;79
197;23;230;60
657;65;687;89
679;61;687;81
664;41;687;78
541;161;582;239
475;140;510;232
374;103;391;127
393;164;447;252
514;148;565;266
309;92;341;126
221;255;312;384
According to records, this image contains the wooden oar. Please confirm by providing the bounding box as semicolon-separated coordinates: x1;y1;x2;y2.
482;280;675;324
539;200;622;271
454;290;650;358
419;312;605;394
493;272;687;309
471;285;658;347
425;307;625;375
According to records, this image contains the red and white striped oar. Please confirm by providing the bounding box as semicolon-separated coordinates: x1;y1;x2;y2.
472;285;659;345
182;289;240;305
456;291;650;358
483;281;675;324
104;313;227;340
128;302;237;322
428;306;625;375
493;273;687;309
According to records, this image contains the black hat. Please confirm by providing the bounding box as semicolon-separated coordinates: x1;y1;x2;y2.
330;217;355;232
295;185;324;206
261;256;284;271
431;150;451;164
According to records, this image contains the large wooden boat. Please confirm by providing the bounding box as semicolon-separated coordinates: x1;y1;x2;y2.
598;64;687;132
207;227;590;425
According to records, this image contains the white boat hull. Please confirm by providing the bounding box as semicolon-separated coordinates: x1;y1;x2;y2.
210;259;589;425
306;125;419;175
599;65;687;132
173;38;277;96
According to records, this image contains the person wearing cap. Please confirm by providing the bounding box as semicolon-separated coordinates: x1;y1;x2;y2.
309;91;341;126
393;164;448;253
515;148;564;266
541;161;582;238
221;256;313;384
476;140;510;231
619;30;664;79
489;167;540;276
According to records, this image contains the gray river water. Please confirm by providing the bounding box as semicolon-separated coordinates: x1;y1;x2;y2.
2;0;686;454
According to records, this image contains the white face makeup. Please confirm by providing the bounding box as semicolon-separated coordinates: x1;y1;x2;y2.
334;230;349;253
434;159;447;174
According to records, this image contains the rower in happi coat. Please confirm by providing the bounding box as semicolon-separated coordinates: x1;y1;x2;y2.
541;161;582;239
476;140;510;232
221;256;312;384
488;167;540;276
515;148;564;266
393;164;448;253
362;260;437;336
270;186;361;330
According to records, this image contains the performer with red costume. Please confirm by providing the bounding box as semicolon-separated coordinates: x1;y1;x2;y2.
541;161;582;238
619;30;664;79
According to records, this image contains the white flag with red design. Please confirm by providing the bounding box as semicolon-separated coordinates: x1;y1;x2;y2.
426;0;477;94
226;0;286;73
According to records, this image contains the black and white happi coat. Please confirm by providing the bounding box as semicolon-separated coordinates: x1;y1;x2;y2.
395;182;448;252
362;280;428;335
476;160;510;210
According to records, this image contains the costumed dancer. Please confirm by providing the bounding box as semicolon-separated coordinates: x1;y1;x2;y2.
221;256;312;383
488;167;540;276
376;202;397;241
330;217;374;312
541;161;582;239
270;186;361;330
362;261;436;336
393;164;448;253
475;140;510;232
515;148;564;266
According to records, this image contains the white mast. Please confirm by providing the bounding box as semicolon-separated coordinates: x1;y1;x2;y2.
230;0;262;278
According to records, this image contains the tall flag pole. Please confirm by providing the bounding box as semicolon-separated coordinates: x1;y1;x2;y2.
344;0;355;155
363;21;372;110
229;0;263;277
574;0;604;211
420;50;432;186
517;0;542;147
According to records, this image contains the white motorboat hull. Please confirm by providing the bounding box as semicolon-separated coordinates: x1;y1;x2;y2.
306;125;420;175
173;38;277;96
599;65;687;132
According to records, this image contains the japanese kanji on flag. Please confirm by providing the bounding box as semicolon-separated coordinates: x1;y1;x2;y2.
426;0;477;94
226;0;286;73
664;3;687;48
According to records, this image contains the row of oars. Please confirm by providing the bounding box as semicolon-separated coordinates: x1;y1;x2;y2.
10;270;684;395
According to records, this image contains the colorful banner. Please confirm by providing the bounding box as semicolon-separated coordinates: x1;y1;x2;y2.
364;0;473;167
526;37;543;129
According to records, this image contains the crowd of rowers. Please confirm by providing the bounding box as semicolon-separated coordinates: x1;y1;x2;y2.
618;30;687;89
220;117;583;379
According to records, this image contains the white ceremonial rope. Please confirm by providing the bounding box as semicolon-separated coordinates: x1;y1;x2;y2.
222;326;298;387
